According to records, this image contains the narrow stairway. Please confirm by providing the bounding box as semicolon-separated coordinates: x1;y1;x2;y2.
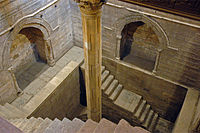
100;66;173;133
7;117;149;133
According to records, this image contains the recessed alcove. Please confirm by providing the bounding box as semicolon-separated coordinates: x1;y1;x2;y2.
10;27;49;90
120;21;159;72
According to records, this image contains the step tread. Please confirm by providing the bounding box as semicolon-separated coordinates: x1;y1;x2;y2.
139;104;151;123
21;117;37;132
101;66;105;73
101;70;110;83
44;118;62;133
33;118;52;133
24;117;43;133
94;118;117;133
128;93;142;113
72;118;85;132
4;103;25;118
142;110;154;128
154;117;174;133
101;75;114;91
61;118;74;133
77;119;98;133
114;89;141;111
0;105;18;119
149;113;159;132
105;79;118;96
134;100;147;118
109;84;123;101
17;118;28;129
114;119;134;133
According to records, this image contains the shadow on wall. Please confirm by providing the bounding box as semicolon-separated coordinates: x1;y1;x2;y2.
120;21;159;72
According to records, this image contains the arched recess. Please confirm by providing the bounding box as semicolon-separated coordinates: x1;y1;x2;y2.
2;17;55;70
114;14;169;73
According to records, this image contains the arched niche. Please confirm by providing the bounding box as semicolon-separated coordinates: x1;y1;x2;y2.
114;14;169;73
2;17;55;70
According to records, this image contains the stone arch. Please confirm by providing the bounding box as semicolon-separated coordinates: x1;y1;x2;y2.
114;14;169;73
2;17;55;69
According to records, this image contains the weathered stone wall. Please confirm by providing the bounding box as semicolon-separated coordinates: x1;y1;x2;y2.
70;0;200;90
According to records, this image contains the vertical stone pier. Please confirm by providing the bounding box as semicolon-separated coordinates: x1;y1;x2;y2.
75;0;105;122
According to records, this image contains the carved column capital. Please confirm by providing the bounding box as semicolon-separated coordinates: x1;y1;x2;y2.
75;0;106;14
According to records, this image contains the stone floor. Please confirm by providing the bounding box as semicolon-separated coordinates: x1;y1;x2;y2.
122;55;155;72
12;46;84;107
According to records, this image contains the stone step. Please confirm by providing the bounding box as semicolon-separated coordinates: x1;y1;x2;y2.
77;119;98;133
21;117;38;132
134;100;147;119
127;93;142;113
142;110;154;128
114;89;141;111
44;118;62;133
16;118;28;129
9;118;24;127
33;118;52;133
101;70;110;83
94;118;117;133
105;79;119;96
19;117;35;131
24;117;43;133
154;117;174;133
60;118;74;133
101;75;114;91
4;103;25;118
72;118;85;132
114;119;134;133
148;113;159;132
0;105;19;119
139;104;151;123
101;66;106;73
0;109;7;119
109;84;123;101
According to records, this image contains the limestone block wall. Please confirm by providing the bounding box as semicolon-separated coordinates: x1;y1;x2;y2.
70;0;200;90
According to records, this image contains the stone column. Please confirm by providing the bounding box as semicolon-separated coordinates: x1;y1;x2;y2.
75;0;105;122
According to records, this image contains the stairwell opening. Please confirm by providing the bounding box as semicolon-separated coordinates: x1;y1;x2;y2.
10;27;49;90
120;21;159;72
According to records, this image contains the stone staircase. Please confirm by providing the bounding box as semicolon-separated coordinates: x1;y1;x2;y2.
100;66;173;133
6;117;149;133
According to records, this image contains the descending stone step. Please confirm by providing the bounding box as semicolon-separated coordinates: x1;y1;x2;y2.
127;93;142;113
101;75;114;91
101;70;110;83
149;113;158;132
72;118;85;132
20;117;36;132
60;118;73;133
24;117;43;132
114;89;141;111
142;110;154;128
154;117;174;133
94;118;117;133
33;118;52;133
77;119;98;133
134;100;147;119
105;79;119;96
101;66;105;73
109;84;123;101
44;118;62;133
4;103;25;118
15;118;28;129
139;104;151;123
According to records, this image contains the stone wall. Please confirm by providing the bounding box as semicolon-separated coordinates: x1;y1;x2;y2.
69;0;200;90
23;61;82;120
